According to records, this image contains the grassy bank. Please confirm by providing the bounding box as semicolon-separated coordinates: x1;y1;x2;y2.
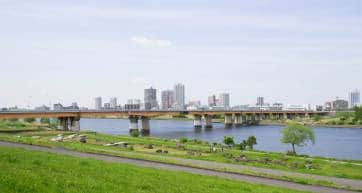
0;121;362;191
0;146;307;193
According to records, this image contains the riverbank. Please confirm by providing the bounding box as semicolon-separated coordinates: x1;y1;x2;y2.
0;121;361;191
0;145;310;193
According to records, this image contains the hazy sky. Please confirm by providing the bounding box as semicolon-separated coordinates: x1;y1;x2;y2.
0;0;361;108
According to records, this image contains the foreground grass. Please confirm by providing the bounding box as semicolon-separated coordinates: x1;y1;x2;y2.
0;146;307;193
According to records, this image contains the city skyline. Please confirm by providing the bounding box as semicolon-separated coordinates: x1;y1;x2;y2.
1;1;362;108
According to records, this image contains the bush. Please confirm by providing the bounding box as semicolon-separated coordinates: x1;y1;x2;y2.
246;136;257;149
156;149;162;153
180;137;188;143
129;146;134;151
223;136;234;146
130;130;140;137
238;140;247;150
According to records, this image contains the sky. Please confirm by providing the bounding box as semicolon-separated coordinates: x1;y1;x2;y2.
0;0;361;108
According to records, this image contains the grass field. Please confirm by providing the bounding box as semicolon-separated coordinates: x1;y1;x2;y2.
0;146;307;193
0;120;361;191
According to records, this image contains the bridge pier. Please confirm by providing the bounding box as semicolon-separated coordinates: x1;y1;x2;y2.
254;114;260;125
193;115;202;129
129;116;139;133
224;114;233;128
57;117;68;130
234;114;242;127
70;117;80;131
246;114;252;125
204;115;213;129
140;116;150;136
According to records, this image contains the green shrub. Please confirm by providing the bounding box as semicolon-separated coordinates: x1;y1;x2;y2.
180;137;188;143
130;130;140;137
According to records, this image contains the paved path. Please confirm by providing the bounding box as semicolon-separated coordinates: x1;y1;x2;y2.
0;141;358;193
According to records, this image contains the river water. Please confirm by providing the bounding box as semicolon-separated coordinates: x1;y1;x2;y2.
80;118;362;160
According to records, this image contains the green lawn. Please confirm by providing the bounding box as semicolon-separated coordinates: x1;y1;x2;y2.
0;146;307;193
0;120;362;191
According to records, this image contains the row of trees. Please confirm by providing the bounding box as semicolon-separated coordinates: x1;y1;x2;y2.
223;136;257;150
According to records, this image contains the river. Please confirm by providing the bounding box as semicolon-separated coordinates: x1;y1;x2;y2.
80;118;362;160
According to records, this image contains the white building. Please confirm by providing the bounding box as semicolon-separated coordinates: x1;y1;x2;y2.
174;83;185;109
349;89;360;108
110;97;117;109
218;93;230;108
94;97;102;110
161;90;175;110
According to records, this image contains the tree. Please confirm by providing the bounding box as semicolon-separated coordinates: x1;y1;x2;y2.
130;130;140;137
281;122;315;155
354;106;362;121
246;136;257;149
238;140;247;150
223;136;234;146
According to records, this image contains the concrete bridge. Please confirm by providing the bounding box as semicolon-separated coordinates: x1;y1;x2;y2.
0;110;328;134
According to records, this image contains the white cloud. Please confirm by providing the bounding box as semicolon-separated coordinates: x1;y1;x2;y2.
130;36;172;48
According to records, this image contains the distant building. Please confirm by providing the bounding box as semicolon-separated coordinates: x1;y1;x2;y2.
285;105;306;111
161;90;175;110
110;97;117;109
35;105;50;111
218;93;230;108
315;105;323;111
271;103;283;111
95;97;102;110
174;83;185;109
124;104;140;110
256;97;264;106
208;95;216;107
53;103;63;110
332;98;349;111
188;100;201;107
349;89;360;108
324;102;332;111
104;103;111;109
144;87;158;110
53;102;79;110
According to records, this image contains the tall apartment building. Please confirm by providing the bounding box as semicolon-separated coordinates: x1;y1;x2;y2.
208;95;216;107
144;87;158;110
256;97;264;106
110;97;117;109
94;97;102;110
174;83;185;109
161;90;175;110
349;89;360;108
218;93;230;108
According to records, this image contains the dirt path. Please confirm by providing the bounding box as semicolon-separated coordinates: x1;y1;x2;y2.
0;141;358;193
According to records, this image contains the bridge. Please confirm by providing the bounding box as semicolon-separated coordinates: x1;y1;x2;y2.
0;110;328;134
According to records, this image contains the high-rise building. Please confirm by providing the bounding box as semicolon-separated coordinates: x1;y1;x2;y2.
349;89;360;108
161;90;175;110
208;95;216;107
332;97;349;111
256;97;264;106
94;97;102;110
144;87;158;110
218;93;230;108
174;83;185;109
110;97;117;109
